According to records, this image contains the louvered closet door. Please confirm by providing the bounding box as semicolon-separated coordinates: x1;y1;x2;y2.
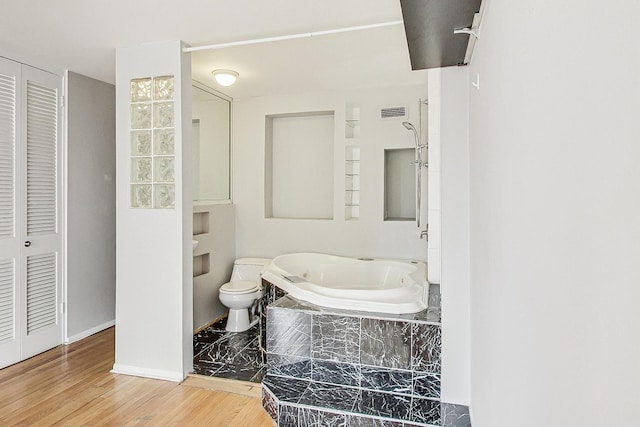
19;65;62;360
0;58;22;368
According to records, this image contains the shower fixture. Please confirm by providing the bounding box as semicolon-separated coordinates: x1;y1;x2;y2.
403;120;427;228
402;121;420;147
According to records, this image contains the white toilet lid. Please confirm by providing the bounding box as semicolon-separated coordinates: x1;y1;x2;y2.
220;281;259;294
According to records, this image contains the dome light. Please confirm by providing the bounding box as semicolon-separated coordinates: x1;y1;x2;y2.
212;69;238;86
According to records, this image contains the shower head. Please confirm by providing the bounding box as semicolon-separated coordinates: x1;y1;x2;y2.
402;121;420;148
402;121;415;131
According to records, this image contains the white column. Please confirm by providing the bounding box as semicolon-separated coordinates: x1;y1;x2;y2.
113;41;192;381
439;66;471;406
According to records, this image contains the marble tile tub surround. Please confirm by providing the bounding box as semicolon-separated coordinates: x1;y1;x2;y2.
265;298;442;399
263;287;446;426
260;279;288;356
263;379;471;427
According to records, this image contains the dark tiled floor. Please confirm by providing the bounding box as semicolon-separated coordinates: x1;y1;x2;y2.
193;317;265;383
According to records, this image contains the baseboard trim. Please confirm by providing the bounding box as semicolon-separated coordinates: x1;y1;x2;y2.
193;312;228;334
111;363;185;382
64;319;115;345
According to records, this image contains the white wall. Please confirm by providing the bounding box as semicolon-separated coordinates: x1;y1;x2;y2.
427;72;442;284
193;203;235;330
233;85;428;260
468;1;640;425
437;67;471;406
65;71;116;342
114;41;192;382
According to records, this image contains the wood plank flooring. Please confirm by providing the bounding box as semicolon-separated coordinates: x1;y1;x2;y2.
0;328;275;426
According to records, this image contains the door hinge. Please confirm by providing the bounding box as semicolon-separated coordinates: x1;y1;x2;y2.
60;302;66;313
60;95;65;108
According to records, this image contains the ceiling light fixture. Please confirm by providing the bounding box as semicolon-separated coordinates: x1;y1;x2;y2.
212;69;238;86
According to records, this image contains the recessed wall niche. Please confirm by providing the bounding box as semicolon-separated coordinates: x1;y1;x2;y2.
129;75;175;209
264;111;334;219
384;148;416;221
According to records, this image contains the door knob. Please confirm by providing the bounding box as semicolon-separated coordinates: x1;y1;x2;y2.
24;241;31;247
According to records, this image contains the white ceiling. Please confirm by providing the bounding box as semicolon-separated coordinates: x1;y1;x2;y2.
0;0;426;99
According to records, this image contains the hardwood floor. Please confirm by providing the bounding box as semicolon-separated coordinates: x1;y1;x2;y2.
0;328;275;426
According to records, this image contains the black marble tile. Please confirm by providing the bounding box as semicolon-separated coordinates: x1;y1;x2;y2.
299;407;347;426
425;307;442;324
193;322;228;357
192;343;227;375
311;359;361;387
192;364;221;377
206;329;258;360
193;340;210;358
360;366;412;395
410;311;430;323
268;354;312;379
193;317;227;342
355;390;412;421
194;336;256;367
274;295;322;312
410;397;441;426
262;280;285;356
344;415;405;427
298;382;359;412
278;404;298;427
361;319;412;370
262;375;310;404
212;342;263;382
262;386;278;422
193;327;226;345
441;402;471;427
251;366;266;383
260;312;267;358
267;307;312;357
311;314;361;363
193;315;265;382
428;283;441;308
413;373;441;399
263;279;287;306
411;324;441;375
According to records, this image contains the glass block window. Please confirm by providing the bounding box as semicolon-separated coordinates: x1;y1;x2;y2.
129;75;176;209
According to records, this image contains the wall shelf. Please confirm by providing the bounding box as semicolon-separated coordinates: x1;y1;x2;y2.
345;147;360;220
193;211;210;235
345;104;360;139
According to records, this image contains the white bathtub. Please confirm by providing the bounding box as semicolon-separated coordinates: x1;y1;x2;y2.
261;253;429;314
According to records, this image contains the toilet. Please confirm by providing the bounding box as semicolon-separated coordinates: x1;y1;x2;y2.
219;258;272;332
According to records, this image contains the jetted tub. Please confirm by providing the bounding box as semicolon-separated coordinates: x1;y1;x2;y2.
261;253;428;314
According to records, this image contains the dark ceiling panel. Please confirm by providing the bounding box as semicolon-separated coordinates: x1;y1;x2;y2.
401;0;482;70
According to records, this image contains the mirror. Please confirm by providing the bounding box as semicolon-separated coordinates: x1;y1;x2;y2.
192;82;231;202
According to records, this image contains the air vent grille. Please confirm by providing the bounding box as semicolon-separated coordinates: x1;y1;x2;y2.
380;106;407;119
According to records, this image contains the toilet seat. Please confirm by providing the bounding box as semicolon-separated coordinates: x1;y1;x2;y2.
220;281;259;294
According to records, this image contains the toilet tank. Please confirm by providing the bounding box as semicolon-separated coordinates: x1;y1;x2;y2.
230;258;272;283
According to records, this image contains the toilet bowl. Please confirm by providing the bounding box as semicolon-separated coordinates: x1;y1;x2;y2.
219;258;271;332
